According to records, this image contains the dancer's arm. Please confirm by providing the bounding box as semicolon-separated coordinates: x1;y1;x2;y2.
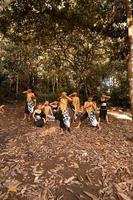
65;95;72;102
22;90;28;94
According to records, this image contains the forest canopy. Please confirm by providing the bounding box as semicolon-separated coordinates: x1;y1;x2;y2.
0;0;130;107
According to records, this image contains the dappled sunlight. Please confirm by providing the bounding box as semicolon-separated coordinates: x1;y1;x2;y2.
108;111;132;121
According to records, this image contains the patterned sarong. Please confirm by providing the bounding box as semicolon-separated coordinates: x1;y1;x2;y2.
87;111;98;127
27;101;34;113
63;111;70;128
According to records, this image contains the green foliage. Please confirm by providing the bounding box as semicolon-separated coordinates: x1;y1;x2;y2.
111;86;130;107
0;0;130;106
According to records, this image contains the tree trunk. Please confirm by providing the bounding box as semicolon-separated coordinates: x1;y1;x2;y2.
126;0;133;121
52;73;56;95
56;77;59;91
84;78;88;98
16;73;19;96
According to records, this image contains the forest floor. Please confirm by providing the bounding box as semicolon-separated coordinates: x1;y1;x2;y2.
0;105;133;200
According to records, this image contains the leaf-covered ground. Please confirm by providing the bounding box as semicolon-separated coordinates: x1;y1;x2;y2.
0;105;133;200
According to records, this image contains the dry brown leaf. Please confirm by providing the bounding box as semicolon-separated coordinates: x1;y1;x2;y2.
66;188;81;200
64;176;75;184
114;184;131;200
83;191;98;200
68;162;79;169
56;194;64;200
39;188;48;200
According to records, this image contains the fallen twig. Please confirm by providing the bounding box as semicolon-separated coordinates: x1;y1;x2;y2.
56;194;64;200
114;184;131;200
83;191;98;200
66;187;81;200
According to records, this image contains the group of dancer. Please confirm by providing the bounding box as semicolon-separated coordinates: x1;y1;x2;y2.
23;89;110;132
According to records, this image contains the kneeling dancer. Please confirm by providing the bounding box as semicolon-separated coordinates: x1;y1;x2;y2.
50;101;59;120
33;104;46;127
43;101;55;121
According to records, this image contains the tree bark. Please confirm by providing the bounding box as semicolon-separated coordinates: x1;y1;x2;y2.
52;74;56;95
126;0;133;121
16;73;19;96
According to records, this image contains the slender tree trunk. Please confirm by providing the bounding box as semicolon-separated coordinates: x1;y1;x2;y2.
19;78;22;92
51;74;55;95
56;76;58;92
84;79;88;98
126;0;133;121
58;74;61;93
16;73;19;96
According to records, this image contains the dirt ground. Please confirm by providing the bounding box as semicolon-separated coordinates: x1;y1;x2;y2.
0;105;133;200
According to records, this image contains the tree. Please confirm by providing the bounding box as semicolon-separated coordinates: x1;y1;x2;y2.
126;0;133;120
0;0;131;107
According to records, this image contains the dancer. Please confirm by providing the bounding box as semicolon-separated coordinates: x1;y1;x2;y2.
23;89;36;120
98;94;111;123
43;101;55;121
33;104;46;127
69;92;80;121
50;101;59;120
57;107;70;133
0;105;5;113
77;97;100;129
58;92;72;132
59;92;72;112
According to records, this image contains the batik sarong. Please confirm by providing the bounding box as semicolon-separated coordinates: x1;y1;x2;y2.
63;111;70;128
87;111;98;127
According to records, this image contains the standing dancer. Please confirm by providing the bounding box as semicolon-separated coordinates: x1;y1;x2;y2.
77;97;100;129
69;92;80;121
58;92;72;132
59;92;72;113
23;89;36;120
98;94;111;123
